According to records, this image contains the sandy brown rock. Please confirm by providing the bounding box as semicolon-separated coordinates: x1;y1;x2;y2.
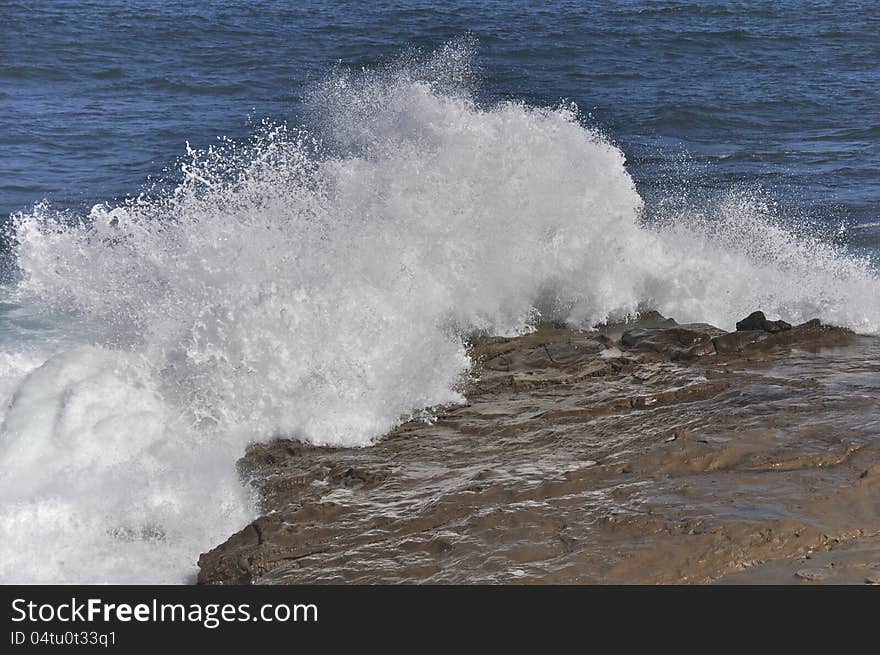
198;312;877;585
717;532;880;585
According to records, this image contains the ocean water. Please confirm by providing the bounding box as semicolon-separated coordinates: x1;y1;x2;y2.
0;1;878;583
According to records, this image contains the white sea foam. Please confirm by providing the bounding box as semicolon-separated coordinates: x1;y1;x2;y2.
1;43;879;583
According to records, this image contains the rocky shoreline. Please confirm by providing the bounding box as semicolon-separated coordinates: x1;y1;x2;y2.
198;311;880;585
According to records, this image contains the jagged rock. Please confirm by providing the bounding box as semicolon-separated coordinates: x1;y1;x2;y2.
198;521;261;584
714;318;851;355
618;310;678;329
620;326;719;361
482;337;606;372
617;315;726;360
470;328;613;366
712;330;768;354
199;504;346;585
677;322;728;335
610;311;850;360
468;328;630;392
736;311;791;333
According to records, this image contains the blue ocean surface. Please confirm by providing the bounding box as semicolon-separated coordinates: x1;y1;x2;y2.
2;0;878;245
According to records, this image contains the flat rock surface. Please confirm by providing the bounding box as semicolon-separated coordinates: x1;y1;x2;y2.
198;313;880;584
718;533;880;585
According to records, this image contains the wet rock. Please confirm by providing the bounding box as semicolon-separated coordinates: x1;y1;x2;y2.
199;504;346;585
198;521;262;585
712;330;770;354
677;322;728;335
473;330;611;373
858;463;880;480
597;310;679;342
781;318;853;349
328;465;387;488
736;311;791;333
714;317;851;355
501;338;604;371
620;326;721;361
619;310;678;329
470;328;631;392
199;322;878;586
795;567;832;581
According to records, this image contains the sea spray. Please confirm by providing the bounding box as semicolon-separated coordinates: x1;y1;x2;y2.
1;43;879;583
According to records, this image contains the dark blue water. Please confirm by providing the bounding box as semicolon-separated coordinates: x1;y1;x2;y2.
2;1;878;244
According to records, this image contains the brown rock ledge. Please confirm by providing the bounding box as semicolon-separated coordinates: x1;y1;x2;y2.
198;312;879;585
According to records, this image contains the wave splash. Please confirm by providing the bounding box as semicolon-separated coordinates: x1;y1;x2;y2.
1;42;878;582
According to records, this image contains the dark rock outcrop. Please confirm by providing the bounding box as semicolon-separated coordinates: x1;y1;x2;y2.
735;311;792;333
468;328;632;392
714;317;851;355
620;326;718;361
616;311;850;360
